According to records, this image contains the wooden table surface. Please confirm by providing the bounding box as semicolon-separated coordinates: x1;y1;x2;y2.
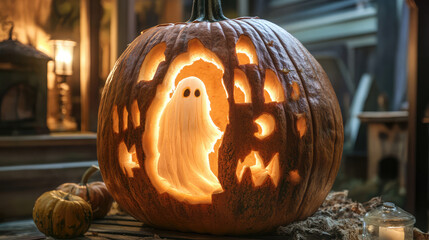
0;215;287;240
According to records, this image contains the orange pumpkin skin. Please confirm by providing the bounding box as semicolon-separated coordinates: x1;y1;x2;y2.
57;166;113;219
97;1;343;235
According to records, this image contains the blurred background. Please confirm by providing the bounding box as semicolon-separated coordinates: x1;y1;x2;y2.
0;0;428;231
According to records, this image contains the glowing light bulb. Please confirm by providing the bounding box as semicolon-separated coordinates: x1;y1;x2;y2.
52;40;76;76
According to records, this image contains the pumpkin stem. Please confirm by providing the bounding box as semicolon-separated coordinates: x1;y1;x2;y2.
80;165;99;185
188;0;227;22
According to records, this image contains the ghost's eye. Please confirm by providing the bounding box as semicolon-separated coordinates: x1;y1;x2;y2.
194;89;201;97
183;89;190;97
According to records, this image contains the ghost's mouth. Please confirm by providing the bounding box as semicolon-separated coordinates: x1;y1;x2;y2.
142;39;228;204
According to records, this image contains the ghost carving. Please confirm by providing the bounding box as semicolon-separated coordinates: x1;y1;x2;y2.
157;77;223;197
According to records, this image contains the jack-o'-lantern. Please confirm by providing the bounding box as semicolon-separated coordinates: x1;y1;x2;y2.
97;0;343;235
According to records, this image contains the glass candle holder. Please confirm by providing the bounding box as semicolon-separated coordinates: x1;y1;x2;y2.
363;202;415;240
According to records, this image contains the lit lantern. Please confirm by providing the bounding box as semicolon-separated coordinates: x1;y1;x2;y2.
52;40;75;76
363;202;415;240
97;0;343;235
51;40;76;131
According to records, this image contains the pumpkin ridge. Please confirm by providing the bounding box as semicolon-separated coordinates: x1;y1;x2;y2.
295;43;342;192
208;20;242;233
213;20;238;170
288;34;341;214
216;20;239;107
216;20;239;101
267;23;317;219
327;100;339;188
168;24;190;62
294;41;338;198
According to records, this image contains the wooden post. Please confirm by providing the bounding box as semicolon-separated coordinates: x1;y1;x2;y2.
110;0;136;68
80;0;101;132
374;0;399;109
406;0;429;231
237;0;249;17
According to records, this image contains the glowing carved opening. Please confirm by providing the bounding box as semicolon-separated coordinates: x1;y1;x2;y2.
234;69;252;103
264;69;285;103
291;82;300;100
175;59;227;176
138;43;166;82
122;108;128;131
118;142;140;177
236;35;258;65
158;77;223;197
296;114;307;138
254;113;275;139
113;105;119;134
236;151;280;187
142;39;227;204
288;169;301;185
131;100;140;127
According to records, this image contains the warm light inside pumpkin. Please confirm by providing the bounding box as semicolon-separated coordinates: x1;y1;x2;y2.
131;100;140;127
138;43;167;82
157;77;223;197
263;69;285;103
140;39;227;204
236;35;258;65
296;114;307;138
236;151;280;187
234;69;252;103
122;108;128;131
117;36;286;204
118;142;139;177
291;82;300;100
288;169;301;185
254;113;275;139
113;105;119;134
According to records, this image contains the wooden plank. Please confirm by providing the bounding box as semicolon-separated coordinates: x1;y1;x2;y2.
0;216;318;240
89;222;283;240
104;214;137;221
0;161;98;171
0;165;102;221
81;232;148;240
0;133;96;147
358;111;408;123
92;219;144;227
0;219;44;240
0;133;96;166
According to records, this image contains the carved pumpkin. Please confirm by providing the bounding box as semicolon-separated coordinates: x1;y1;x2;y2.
97;0;343;235
33;190;92;239
57;165;113;219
